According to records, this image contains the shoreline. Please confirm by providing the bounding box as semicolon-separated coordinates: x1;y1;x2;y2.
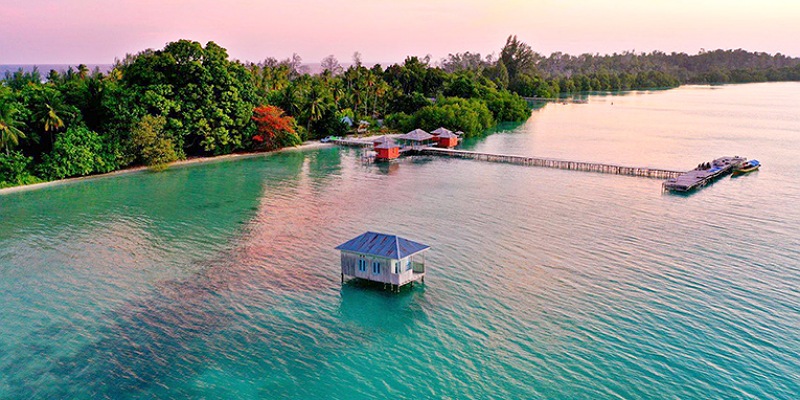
0;141;334;196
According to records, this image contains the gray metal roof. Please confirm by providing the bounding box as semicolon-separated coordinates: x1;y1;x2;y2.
335;232;430;259
431;127;454;135
397;129;434;141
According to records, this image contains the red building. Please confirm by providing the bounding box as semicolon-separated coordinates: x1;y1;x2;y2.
430;127;459;148
375;139;400;160
434;131;459;148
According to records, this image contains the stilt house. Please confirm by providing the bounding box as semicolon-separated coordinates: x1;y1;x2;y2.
336;232;429;291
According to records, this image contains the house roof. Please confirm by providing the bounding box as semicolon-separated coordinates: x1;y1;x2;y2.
397;129;433;141
375;139;399;149
435;131;458;138
335;231;430;259
431;127;453;136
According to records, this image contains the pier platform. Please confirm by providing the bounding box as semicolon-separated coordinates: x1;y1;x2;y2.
662;156;746;192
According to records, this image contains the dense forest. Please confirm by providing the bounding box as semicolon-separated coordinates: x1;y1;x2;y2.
2;35;799;188
441;36;800;97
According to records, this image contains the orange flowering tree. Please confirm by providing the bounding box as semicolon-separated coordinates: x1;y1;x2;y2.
251;105;302;151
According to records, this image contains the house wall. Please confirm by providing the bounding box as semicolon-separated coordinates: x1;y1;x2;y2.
341;251;394;284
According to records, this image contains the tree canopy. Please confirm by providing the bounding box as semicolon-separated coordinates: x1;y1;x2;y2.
1;36;798;188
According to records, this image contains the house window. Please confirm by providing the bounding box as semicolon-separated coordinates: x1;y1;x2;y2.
406;259;412;271
358;256;366;272
372;261;381;275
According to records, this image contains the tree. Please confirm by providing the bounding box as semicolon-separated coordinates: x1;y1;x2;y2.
130;115;178;170
321;55;343;76
0;97;26;155
38;126;116;179
121;40;260;155
251;105;301;150
500;35;538;87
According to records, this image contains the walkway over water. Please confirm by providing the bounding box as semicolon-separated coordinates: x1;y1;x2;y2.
418;148;683;179
333;138;684;179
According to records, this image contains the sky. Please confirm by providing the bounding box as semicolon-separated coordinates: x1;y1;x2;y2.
1;0;799;65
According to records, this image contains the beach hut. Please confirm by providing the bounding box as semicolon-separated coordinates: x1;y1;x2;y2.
374;138;400;160
396;129;434;150
430;127;453;136
430;128;459;148
341;116;354;127
336;232;429;292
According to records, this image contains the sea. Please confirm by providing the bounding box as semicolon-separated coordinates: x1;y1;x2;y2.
0;82;798;399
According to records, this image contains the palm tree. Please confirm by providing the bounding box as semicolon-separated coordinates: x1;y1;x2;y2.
0;99;26;155
33;90;73;145
306;85;328;134
77;64;89;80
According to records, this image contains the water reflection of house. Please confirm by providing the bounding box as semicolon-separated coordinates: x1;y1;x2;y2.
336;232;429;292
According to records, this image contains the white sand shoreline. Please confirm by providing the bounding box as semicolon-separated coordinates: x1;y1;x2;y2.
0;141;334;196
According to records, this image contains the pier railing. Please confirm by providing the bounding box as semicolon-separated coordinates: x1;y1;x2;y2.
418;148;683;179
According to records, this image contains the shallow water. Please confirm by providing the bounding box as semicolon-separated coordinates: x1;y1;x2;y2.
1;83;799;399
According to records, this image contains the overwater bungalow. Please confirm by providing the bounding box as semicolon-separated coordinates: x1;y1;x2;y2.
374;138;400;160
431;128;459;148
396;129;434;150
336;231;429;292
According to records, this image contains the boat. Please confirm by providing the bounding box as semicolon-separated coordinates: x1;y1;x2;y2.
732;159;760;175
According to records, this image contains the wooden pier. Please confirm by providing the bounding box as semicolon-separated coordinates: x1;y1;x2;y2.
418;148;683;179
522;97;588;104
332;138;374;148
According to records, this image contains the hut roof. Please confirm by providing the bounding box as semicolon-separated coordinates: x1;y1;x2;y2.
436;131;458;138
374;139;399;149
454;131;465;136
431;127;453;136
335;231;430;259
397;129;433;141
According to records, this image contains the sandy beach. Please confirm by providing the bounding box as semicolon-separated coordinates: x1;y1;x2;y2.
0;141;334;196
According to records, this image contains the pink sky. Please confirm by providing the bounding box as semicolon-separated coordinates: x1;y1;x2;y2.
1;0;799;64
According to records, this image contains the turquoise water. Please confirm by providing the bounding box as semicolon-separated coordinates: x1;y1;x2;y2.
1;83;799;399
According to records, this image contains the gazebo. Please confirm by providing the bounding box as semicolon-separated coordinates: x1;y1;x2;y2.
396;129;434;150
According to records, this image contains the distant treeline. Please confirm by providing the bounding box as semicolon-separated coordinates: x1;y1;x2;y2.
441;37;800;97
2;35;799;188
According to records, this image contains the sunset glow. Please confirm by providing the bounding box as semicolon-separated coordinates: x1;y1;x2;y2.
1;0;799;64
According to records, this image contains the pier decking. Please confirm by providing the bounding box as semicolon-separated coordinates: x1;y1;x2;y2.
418;148;683;179
662;156;746;192
332;137;747;191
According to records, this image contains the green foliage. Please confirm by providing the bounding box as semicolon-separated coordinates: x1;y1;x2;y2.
0;151;41;188
0;95;27;154
121;40;259;155
411;97;494;137
131;115;178;170
482;90;531;122
38;126;118;179
384;112;414;133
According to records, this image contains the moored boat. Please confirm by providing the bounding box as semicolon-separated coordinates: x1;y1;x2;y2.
732;159;760;175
